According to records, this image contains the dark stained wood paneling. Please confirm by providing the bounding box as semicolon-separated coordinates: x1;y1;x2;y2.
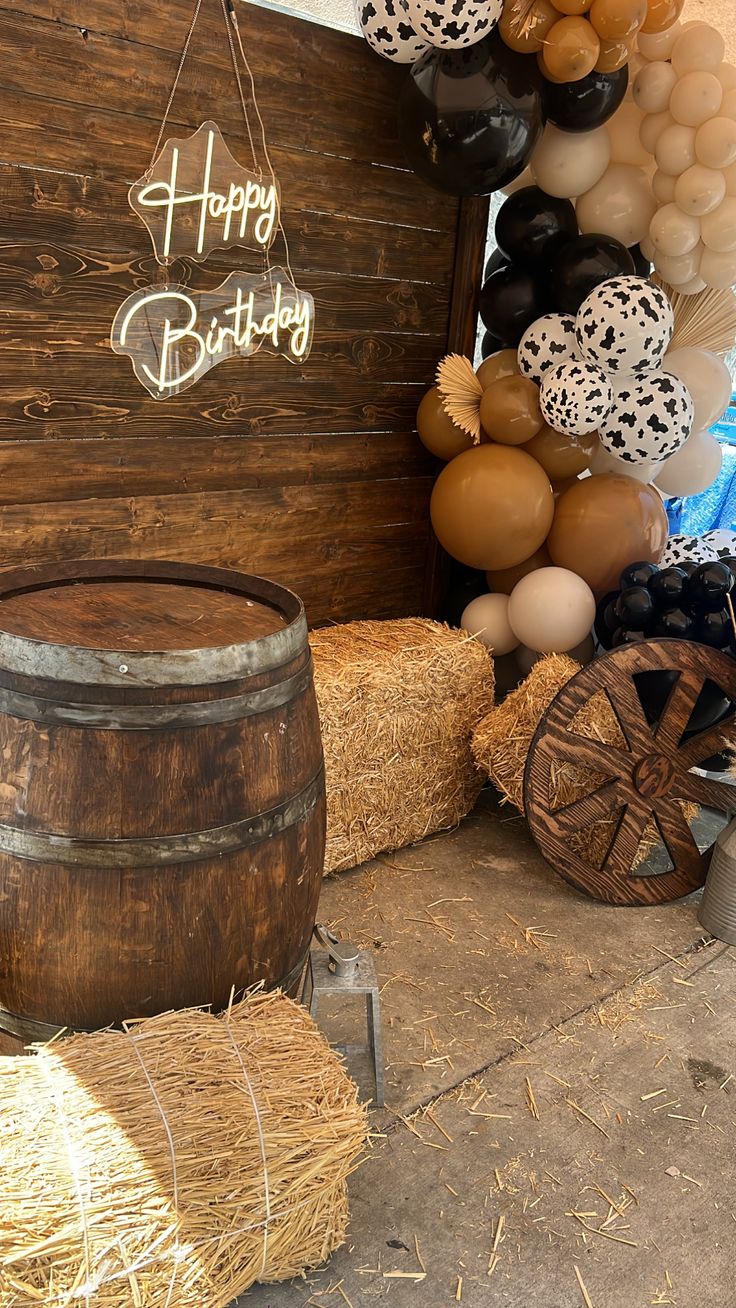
0;0;482;623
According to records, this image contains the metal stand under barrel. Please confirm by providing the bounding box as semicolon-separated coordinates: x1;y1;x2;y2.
303;925;384;1107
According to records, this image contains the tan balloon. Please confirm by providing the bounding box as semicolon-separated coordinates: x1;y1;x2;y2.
589;444;659;482
552;0;594;12
596;35;634;72
695;117;736;170
525;425;597;479
700;196;736;251
498;0;558;52
476;350;520;388
652;168;677;202
633;60;677;113
722;88;736;118
671;22;725;76
669;71;723;128
416;387;474;461
480;376;543;445
543;16;601;82
508;567;597;653
590;0;646;40
700;244;736;288
460;593;520;655
576;163;657;245
532;123;611;197
486;543;552;595
547;474;668;595
649;202;701;255
640;0;684;35
639;109;674;153
430;444;555;572
725;160;736;196
674;162;726;214
654;122;696;175
607;102;651;166
637;19;681;60
653;242;703;283
717;63;736;91
655;428;722;496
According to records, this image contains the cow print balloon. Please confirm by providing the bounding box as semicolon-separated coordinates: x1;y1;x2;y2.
575;276;674;377
359;0;430;61
517;313;579;386
403;0;503;49
702;530;736;560
661;535;718;568
539;361;614;437
598;370;693;466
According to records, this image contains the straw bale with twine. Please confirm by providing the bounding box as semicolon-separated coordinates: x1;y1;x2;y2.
311;619;494;873
0;991;367;1308
472;655;696;869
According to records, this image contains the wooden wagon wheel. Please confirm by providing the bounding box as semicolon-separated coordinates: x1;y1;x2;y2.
523;639;736;906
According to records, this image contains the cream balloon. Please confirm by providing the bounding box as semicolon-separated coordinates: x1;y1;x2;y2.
576;164;656;245
649;203;701;255
655;428;723;497
671;22;725;76
589;443;659;483
531;124;610;198
607;102;651;166
722;88;736;117
637;20;681;61
663;346;733;429
674;273;707;293
725;160;736;195
717;62;736;91
640;110;674;154
695;117;736;170
652;168;677;203
700;244;736;288
508;567;596;654
654;123;696;175
700;196;736;251
460;593;520;656
674;163;727;214
653;243;703;284
669;72;723;128
633;61;677;113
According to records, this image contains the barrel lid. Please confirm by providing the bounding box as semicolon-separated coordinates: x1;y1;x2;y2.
0;562;306;686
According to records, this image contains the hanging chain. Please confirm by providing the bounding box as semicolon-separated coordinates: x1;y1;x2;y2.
148;0;206;170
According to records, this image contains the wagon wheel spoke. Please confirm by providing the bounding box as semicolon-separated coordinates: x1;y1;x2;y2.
602;802;651;876
541;725;634;782
551;780;623;833
653;798;702;868
673;770;736;815
676;719;736;772
602;678;658;754
653;671;706;757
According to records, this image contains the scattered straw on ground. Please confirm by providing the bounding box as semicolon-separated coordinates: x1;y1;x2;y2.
311;619;494;874
472;655;696;870
0;991;367;1308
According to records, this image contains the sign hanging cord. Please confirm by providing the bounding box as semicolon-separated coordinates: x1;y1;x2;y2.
148;0;206;170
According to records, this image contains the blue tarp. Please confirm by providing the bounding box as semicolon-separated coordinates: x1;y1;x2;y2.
665;397;736;535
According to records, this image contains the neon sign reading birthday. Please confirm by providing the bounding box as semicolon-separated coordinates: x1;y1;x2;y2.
111;269;314;398
129;121;280;263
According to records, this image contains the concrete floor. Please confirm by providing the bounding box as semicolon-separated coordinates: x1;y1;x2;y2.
241;790;736;1308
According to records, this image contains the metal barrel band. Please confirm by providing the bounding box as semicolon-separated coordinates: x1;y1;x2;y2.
0;946;312;1043
0;661;313;730
0;767;324;869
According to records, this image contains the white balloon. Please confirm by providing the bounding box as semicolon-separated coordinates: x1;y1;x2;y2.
598;369;694;465
359;0;430;61
655;428;723;496
531;125;610;199
403;0;502;48
590;444;660;482
508;568;596;655
663;346;733;429
517;313;578;385
461;593;519;655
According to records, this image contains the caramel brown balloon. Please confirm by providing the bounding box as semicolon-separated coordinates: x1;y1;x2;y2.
499;0;558;52
543;16;601;81
476;349;520;389
547;473;668;595
525;426;597;479
552;0;593;13
416;387;474;461
640;0;684;33
486;543;552;594
589;0;647;41
479;376;543;445
595;34;634;71
430;444;555;572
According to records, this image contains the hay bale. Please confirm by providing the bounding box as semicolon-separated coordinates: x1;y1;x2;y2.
0;991;367;1307
310;618;494;873
472;655;695;869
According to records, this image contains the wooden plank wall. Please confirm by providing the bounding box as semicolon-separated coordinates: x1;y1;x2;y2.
0;0;485;625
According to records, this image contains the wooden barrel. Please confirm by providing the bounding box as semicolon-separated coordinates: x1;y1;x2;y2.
0;560;325;1045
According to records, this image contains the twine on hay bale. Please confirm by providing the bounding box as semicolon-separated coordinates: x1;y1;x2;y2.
0;991;367;1308
472;655;695;869
310;618;494;873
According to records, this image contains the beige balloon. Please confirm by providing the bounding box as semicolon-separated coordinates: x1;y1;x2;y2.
671;22;725;76
670;71;723;128
637;20;682;61
700;196;736;251
655;428;723;497
725;160;736;196
674;162;726;214
607;102;651;167
700;244;736;288
722;88;736;118
633;61;677;113
639;109;674;153
508;567;596;654
663;346;732;429
576;163;657;245
531;124;610;198
695;117;736;170
589;443;660;483
652;168;678;203
717;62;736;91
654;122;696;175
674;273;707;293
460;593;520;656
653;243;703;284
649;202;701;255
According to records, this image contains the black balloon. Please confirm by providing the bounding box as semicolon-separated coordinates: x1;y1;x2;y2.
615;585;654;631
677;560;699;578
621;560;659;589
549;233;636;314
542;64;628;133
612;627;647;646
594;590;619;649
694;609;732;648
480;328;505;358
685;561;734;612
495;186;577;266
484;248;508;280
648;566;688;611
440;563;487;628
398;31;546;196
629;243;652;278
652;608;693;638
479;265;549;346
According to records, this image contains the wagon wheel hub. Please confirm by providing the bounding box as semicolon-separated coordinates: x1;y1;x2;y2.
523;639;736;906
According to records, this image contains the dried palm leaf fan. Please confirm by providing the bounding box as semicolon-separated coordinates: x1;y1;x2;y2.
503;0;543;41
436;353;483;442
653;276;736;357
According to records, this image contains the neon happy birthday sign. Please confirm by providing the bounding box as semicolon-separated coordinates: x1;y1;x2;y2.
113;121;313;397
